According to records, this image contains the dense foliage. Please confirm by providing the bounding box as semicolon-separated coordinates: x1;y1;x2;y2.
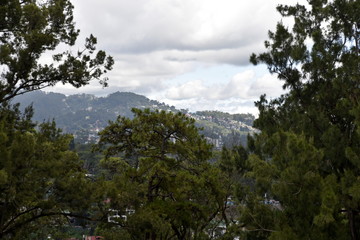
0;0;113;238
242;0;360;239
94;109;228;239
0;105;95;239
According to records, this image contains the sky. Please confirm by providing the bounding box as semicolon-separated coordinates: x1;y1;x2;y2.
50;0;304;115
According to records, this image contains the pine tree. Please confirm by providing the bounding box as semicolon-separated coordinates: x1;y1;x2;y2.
95;109;227;239
0;105;94;239
243;0;360;239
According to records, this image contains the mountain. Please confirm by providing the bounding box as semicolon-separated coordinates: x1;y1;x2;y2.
13;91;256;148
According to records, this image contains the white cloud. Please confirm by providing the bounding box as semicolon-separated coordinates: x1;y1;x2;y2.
166;80;207;99
248;73;286;98
49;0;304;113
73;0;299;56
217;70;255;99
157;70;287;116
75;0;264;52
163;69;285;101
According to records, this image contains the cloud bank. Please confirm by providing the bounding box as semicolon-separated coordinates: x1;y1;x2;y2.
51;0;301;114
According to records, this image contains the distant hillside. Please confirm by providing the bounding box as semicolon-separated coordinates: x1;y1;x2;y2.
13;91;256;147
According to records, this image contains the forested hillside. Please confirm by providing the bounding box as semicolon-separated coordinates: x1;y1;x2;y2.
14;91;255;147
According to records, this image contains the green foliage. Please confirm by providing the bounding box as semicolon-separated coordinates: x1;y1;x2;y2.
0;105;94;239
0;0;113;103
75;143;102;175
242;0;360;239
0;1;114;237
95;108;227;239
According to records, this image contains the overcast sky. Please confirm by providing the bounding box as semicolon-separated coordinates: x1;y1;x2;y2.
50;0;304;115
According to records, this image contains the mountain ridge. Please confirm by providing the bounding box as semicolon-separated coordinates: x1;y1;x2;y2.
14;91;256;147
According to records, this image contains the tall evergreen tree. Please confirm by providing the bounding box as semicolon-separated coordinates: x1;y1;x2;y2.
95;109;227;240
0;105;95;239
242;0;360;239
